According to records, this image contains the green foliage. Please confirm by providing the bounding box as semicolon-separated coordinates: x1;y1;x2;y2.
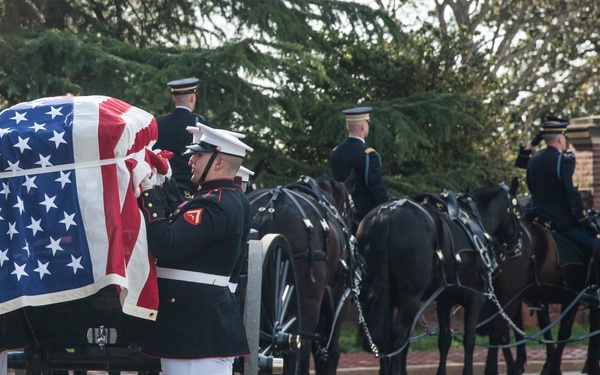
3;0;595;195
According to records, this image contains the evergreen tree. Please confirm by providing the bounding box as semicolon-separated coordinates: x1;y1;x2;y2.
0;0;547;197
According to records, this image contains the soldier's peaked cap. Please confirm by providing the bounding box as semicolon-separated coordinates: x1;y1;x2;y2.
167;77;199;95
342;106;373;122
185;124;253;158
188;123;245;144
237;166;254;183
541;115;569;134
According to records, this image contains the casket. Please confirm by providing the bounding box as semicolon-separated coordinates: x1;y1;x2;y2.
0;96;161;355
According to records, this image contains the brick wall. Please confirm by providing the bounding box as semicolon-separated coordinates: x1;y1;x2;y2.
569;116;600;208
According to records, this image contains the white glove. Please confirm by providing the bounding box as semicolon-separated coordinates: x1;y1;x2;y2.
156;163;172;187
141;168;158;192
150;149;173;187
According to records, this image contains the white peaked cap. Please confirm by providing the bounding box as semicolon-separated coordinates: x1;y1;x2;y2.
187;123;246;143
186;124;253;158
237;166;254;183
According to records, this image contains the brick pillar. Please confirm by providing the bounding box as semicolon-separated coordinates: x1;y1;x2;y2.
566;116;600;209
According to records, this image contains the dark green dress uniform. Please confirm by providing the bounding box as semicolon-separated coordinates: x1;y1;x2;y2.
228;174;252;294
138;178;250;359
331;137;388;221
153;78;202;198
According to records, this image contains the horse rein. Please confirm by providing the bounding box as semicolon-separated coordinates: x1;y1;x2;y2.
497;182;523;259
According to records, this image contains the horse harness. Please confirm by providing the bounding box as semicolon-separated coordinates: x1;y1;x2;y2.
362;188;524;359
416;189;499;275
250;177;360;359
250;177;357;286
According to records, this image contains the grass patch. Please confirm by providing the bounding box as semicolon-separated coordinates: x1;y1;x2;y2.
339;322;590;353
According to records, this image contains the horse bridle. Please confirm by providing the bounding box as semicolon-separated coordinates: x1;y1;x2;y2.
497;182;523;260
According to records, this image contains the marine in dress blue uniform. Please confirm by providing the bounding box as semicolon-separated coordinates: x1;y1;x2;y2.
230;165;254;294
235;165;254;194
138;123;253;374
331;106;389;223
153;77;205;199
525;116;599;255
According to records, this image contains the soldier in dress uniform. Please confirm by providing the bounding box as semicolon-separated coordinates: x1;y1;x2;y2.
235;165;254;193
330;106;389;227
525;116;599;255
138;123;253;375
153;77;204;199
514;116;555;169
515;129;543;169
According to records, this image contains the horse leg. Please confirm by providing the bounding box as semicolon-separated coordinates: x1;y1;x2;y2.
547;302;579;375
294;262;328;375
486;321;520;375
389;293;422;375
399;348;409;375
537;306;556;375
483;317;501;375
500;325;520;375
461;295;486;375
390;302;420;375
512;305;527;375
312;305;342;375
379;357;392;375
587;308;600;375
484;313;522;375
497;304;527;375
436;301;452;375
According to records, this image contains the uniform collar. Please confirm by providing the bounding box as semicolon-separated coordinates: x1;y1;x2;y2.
174;106;192;112
348;136;365;143
195;178;235;193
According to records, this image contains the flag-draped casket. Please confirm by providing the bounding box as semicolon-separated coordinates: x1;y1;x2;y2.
0;96;160;328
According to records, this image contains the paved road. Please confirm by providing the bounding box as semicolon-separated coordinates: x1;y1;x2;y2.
4;347;589;375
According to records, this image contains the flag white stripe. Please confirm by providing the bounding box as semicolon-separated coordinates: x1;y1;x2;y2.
72;97;109;280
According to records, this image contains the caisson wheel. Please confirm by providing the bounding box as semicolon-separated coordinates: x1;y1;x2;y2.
260;234;301;375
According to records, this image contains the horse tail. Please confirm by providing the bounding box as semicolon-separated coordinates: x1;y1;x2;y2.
357;201;437;353
357;207;394;350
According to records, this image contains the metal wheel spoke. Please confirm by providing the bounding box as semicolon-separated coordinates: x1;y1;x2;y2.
259;235;301;374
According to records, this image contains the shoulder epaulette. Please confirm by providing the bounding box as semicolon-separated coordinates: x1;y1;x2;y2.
365;147;376;154
563;149;576;161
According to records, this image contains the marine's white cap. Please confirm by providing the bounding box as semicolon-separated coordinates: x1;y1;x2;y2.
237;166;254;183
185;124;253;158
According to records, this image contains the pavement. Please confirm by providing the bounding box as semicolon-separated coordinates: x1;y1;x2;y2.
332;347;587;375
4;347;588;374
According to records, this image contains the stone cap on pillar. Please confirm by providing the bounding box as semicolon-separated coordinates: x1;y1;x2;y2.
567;116;600;142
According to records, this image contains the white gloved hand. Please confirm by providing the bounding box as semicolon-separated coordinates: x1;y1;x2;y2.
149;149;173;187
156;163;172;187
140;168;158;192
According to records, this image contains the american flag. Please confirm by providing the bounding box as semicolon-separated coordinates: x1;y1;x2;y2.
0;96;159;321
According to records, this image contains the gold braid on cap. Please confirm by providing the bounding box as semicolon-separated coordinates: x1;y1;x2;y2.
345;113;370;122
171;86;197;93
542;122;568;133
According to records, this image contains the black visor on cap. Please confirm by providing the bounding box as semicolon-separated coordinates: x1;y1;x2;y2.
185;141;221;154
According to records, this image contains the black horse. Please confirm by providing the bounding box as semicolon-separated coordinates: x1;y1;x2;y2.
356;181;522;375
247;173;357;375
477;220;531;375
481;210;600;375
